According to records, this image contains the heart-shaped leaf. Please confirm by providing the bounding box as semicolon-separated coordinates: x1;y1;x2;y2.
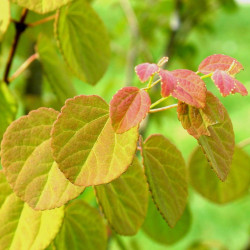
141;134;188;227
110;87;151;133
51;95;139;187
0;171;64;250
135;63;159;82
1;108;84;210
189;146;250;204
95;157;148;235
159;69;177;97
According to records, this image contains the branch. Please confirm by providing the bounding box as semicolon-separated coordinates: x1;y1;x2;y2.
238;138;250;148
149;104;178;113
3;8;29;84
27;14;56;27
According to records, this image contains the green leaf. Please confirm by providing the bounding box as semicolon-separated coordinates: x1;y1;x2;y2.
1;108;84;210
51;95;139;187
0;170;64;250
49;200;107;250
0;83;17;148
36;34;77;107
141;134;188;227
198;97;235;181
55;0;110;85
189;146;250;204
0;0;10;40
11;0;73;14
142;197;191;245
95;157;148;236
177;92;224;139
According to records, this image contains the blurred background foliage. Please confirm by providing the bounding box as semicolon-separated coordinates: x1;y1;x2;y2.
0;0;249;249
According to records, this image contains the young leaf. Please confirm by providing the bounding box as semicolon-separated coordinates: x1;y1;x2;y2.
159;69;177;97
177;92;224;139
95;157;148;236
157;57;169;67
36;35;77;106
0;0;10;41
1;108;84;210
48;200;107;250
198;101;235;181
0;171;64;250
11;0;73;14
51;95;139;187
189;146;250;204
110;87;151;133
141;134;188;228
142;197;191;245
232;79;248;95
171;70;207;108
135;63;159;82
55;0;110;85
198;54;243;75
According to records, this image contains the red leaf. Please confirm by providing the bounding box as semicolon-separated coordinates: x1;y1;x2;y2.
232;79;248;96
198;54;243;75
159;69;177;97
171;69;207;108
135;63;159;82
110;87;151;133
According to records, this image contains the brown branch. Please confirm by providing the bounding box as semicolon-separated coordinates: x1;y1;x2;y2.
3;8;29;84
27;14;56;27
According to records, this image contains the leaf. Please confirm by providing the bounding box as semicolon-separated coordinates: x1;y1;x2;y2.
110;87;151;133
0;83;17;149
212;70;248;97
55;0;110;85
198;101;235;181
11;0;73;14
157;57;169;67
171;70;207;108
49;200;107;250
198;54;243;75
141;134;188;227
177;92;224;139
159;69;177;97
36;34;77;107
0;171;64;250
142;197;191;245
51;95;139;187
1;108;84;210
189;146;250;204
95;157;148;236
0;0;10;40
135;63;159;82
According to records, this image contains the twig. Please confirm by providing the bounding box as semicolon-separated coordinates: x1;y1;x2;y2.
238;137;250;148
150;97;169;109
3;8;29;84
8;53;38;82
149;104;178;113
27;14;56;27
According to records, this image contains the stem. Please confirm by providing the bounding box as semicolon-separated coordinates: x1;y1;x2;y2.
238;138;250;148
8;53;38;82
200;72;213;79
150;97;169;109
3;8;29;84
27;14;56;27
143;78;161;91
149;104;178;113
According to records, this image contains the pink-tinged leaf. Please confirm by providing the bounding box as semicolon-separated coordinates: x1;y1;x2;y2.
232;79;248;96
135;63;159;82
157;57;169;67
159;69;177;97
110;87;151;133
198;54;243;75
171;70;207;108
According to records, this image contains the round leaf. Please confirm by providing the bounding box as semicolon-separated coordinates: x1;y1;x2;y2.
51;95;139;187
189;146;250;204
1;108;84;210
141;134;188;227
55;0;110;85
95;157;148;235
159;69;177;97
135;63;159;82
0;0;10;40
0;171;64;250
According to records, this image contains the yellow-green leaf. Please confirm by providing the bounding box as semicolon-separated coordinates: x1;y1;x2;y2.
55;0;110;85
0;171;64;250
49;200;107;250
51;95;139;187
36;34;77;107
189;146;250;204
141;134;188;228
11;0;73;14
1;108;84;210
142;197;191;245
0;0;10;40
95;157;148;236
